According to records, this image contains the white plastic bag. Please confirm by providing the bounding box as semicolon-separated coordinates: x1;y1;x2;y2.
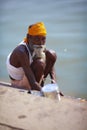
42;83;61;101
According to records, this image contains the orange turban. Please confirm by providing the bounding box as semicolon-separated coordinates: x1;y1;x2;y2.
28;22;47;36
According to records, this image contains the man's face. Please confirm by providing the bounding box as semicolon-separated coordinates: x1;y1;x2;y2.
28;35;46;60
29;35;46;45
27;34;46;52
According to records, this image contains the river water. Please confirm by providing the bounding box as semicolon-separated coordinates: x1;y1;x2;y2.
0;0;87;99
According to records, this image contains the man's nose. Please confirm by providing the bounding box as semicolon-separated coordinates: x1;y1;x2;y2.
39;39;45;45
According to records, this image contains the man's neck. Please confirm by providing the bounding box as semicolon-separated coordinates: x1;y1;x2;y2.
27;44;34;55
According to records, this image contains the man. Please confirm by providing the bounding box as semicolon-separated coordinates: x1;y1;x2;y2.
6;22;57;92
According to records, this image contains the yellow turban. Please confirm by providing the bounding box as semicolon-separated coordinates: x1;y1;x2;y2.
28;22;47;36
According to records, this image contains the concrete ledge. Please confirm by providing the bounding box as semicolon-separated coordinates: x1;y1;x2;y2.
0;83;87;130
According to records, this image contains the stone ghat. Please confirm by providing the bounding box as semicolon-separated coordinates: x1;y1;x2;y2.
0;82;87;130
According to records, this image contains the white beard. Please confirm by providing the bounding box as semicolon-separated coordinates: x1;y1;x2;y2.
33;45;46;61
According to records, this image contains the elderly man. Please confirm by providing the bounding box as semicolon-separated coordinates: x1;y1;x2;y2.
6;22;57;92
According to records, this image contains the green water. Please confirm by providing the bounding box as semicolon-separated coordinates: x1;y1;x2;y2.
0;0;87;99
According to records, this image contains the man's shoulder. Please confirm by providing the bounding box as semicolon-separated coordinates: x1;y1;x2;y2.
18;44;27;52
14;43;27;53
11;44;28;58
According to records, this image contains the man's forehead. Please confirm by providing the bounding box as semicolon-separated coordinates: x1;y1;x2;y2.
37;35;46;37
31;35;46;38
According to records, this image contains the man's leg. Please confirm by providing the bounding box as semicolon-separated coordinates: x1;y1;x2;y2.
43;50;64;96
30;59;46;86
11;59;45;90
10;75;31;90
30;50;57;88
41;50;57;86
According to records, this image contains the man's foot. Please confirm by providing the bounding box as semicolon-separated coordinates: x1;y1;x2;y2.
59;91;64;96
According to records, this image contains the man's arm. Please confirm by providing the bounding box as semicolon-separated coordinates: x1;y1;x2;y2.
49;67;56;84
17;47;41;91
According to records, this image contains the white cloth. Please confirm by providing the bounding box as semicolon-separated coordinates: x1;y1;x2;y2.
6;41;33;80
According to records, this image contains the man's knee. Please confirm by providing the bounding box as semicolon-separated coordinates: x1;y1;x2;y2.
36;59;45;70
46;50;57;63
31;59;46;72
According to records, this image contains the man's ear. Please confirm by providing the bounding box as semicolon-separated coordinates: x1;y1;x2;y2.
27;34;32;39
27;34;29;38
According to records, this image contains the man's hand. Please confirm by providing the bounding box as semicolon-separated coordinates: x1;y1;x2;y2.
32;81;41;91
28;81;41;93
